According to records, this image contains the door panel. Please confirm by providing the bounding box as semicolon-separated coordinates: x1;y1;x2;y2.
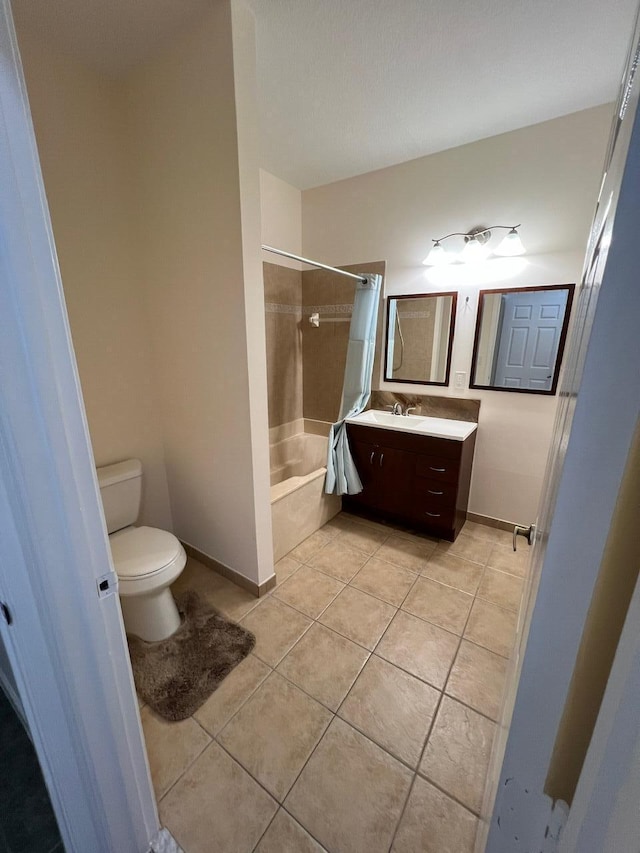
482;10;640;851
493;290;568;390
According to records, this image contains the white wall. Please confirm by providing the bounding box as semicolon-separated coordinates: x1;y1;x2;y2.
260;169;302;269
126;0;273;585
302;105;612;522
15;30;173;531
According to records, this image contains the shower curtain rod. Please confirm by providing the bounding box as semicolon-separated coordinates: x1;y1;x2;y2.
261;244;367;284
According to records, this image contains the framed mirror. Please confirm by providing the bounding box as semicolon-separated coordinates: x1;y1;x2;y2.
384;292;457;385
470;283;575;394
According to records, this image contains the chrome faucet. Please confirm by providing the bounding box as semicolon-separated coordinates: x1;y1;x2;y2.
403;406;417;417
385;402;403;415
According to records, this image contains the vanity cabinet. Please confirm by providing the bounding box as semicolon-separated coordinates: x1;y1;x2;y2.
344;423;476;541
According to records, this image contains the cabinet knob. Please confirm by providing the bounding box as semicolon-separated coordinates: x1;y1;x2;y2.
425;511;441;517
379;453;384;467
430;466;446;473
370;451;375;465
427;490;443;496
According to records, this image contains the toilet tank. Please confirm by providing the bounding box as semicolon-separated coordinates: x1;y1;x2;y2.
96;459;142;534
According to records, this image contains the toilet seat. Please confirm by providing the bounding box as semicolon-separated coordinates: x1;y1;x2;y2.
109;526;186;597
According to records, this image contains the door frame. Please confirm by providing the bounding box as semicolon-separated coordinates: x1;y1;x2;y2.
483;7;640;850
0;3;158;850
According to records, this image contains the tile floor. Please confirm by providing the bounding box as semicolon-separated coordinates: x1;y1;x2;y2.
142;513;526;853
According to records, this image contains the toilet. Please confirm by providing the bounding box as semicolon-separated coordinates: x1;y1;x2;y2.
97;458;186;642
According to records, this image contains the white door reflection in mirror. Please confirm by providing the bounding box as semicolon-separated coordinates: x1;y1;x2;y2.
471;284;574;394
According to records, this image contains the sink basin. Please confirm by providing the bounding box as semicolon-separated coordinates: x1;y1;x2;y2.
346;410;477;441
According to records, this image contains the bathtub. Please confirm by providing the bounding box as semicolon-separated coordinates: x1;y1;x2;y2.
270;431;341;562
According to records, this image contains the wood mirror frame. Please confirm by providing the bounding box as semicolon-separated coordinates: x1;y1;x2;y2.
470;283;575;395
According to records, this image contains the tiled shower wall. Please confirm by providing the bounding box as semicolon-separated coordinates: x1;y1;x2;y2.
263;260;385;429
302;261;386;423
263;262;303;428
388;310;436;381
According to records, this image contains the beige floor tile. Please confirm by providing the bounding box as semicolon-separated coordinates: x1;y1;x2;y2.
172;557;223;604
376;610;459;689
435;534;493;565
218;672;332;801
289;529;335;564
420;551;484;594
242;597;312;666
350;556;417;606
461;520;501;541
420;696;496;813
277;622;369;711
478;567;524;612
174;559;261;621
323;514;353;535
319;586;396;650
308;539;369;582
214;578;262;620
446;640;508;720
193;654;271;735
286;718;412;853
340;512;394;535
334;518;389;555
275;555;302;585
390;525;439;544
465;598;518;658
339;655;440;767
273;566;344;618
376;534;437;573
462;521;512;546
255;809;326;852
487;542;531;577
402;577;473;635
160;742;277;853
141;706;211;800
392;776;477;853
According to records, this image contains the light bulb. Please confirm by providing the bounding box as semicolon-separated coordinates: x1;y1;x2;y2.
495;228;525;257
461;235;486;263
423;241;452;266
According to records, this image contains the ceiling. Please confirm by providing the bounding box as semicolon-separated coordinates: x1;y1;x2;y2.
12;0;639;189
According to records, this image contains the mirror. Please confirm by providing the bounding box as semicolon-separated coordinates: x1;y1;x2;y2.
384;292;457;385
470;283;574;393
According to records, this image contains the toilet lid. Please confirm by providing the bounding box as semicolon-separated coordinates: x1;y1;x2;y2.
109;526;183;579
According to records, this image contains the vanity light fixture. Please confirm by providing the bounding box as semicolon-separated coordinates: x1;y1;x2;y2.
423;224;525;265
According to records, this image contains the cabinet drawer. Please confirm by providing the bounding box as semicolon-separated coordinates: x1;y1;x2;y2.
415;455;460;484
413;479;458;508
409;503;456;529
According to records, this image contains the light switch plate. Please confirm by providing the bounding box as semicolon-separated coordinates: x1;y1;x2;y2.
454;371;466;390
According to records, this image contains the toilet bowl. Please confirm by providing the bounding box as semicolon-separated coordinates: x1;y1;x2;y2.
97;459;186;642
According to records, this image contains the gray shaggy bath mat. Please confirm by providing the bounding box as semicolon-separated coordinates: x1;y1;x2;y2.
128;590;255;722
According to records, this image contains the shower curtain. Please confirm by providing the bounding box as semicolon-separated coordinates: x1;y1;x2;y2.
325;273;382;495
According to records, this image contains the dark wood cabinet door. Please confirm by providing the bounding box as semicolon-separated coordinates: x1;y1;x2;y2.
349;439;410;514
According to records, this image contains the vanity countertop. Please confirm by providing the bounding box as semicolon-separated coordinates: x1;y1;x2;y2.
346;410;477;441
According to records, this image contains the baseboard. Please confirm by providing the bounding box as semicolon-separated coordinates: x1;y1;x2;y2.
181;542;276;598
467;511;517;532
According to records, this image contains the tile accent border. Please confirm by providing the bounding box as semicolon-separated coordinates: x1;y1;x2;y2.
265;302;302;316
182;542;277;598
150;828;184;853
303;303;353;316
